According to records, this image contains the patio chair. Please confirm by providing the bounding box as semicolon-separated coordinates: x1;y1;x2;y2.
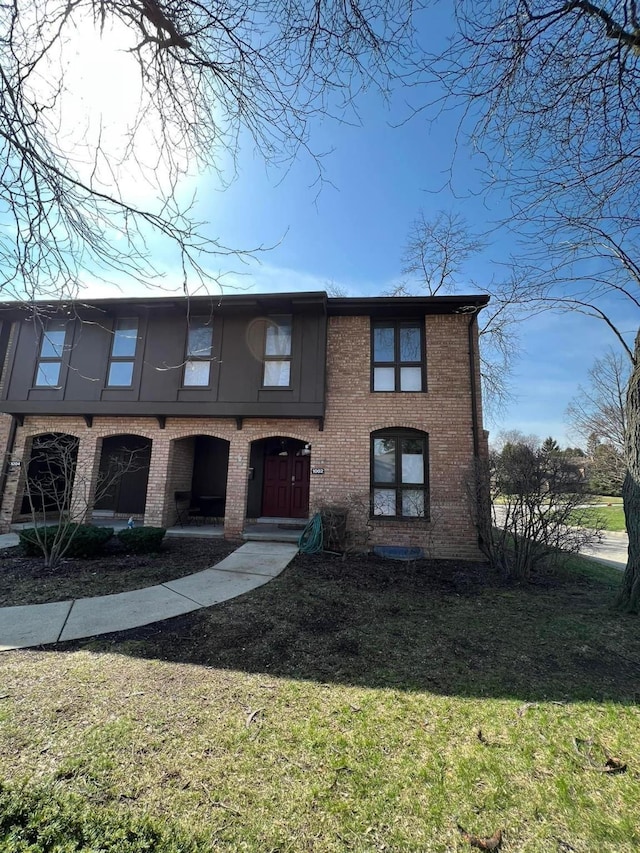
174;491;202;526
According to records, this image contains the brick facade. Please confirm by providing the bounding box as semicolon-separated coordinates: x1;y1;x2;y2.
0;311;485;559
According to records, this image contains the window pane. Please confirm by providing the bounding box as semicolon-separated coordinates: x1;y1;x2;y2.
402;489;425;517
400;367;422;391
36;361;61;387
108;360;134;386
373;437;396;482
40;324;66;358
373;326;395;361
373;367;395;391
373;489;396;516
400;326;421;361
188;323;213;357
263;360;290;386
265;320;292;356
184;360;210;386
402;441;424;483
112;320;138;357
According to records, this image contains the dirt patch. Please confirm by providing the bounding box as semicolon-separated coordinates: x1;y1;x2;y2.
0;537;240;607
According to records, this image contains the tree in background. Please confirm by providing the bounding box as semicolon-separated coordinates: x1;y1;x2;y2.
586;435;626;497
541;436;560;457
567;350;628;454
436;2;640;610
566;339;629;498
0;0;424;299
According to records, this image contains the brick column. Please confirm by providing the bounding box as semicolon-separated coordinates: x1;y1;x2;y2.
0;426;27;532
144;435;171;527
224;435;250;539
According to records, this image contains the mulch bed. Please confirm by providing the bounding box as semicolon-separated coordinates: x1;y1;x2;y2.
0;535;588;612
0;537;240;607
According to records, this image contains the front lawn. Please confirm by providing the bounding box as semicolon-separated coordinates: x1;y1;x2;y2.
571;505;627;532
0;551;638;851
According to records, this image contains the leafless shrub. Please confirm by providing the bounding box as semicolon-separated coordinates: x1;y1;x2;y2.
21;433;145;568
470;444;603;580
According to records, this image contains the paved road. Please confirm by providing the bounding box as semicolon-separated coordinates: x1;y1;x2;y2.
579;530;627;570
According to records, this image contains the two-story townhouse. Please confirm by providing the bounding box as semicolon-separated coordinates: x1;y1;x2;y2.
0;291;489;558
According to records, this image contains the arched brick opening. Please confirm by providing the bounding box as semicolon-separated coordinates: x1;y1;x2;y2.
20;432;79;517
247;436;311;519
168;435;230;524
94;434;152;517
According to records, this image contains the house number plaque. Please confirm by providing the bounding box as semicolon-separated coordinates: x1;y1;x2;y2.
311;467;325;474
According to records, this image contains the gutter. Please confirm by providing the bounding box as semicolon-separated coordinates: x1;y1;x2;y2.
467;313;481;458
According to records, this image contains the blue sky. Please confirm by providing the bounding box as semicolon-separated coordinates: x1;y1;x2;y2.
185;90;634;448
12;6;640;448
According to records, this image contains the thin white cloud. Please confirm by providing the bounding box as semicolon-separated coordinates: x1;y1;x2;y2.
74;258;403;301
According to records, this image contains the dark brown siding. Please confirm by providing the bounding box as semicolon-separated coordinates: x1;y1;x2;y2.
0;300;328;419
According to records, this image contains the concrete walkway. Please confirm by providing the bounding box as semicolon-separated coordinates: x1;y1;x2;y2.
0;541;298;652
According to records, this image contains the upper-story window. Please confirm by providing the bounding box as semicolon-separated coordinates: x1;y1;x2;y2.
371;320;424;392
263;316;292;387
107;318;138;387
183;318;213;386
35;319;67;387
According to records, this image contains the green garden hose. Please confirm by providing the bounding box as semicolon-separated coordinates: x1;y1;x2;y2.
298;512;324;554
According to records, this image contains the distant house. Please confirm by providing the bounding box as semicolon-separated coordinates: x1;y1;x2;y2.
0;291;489;558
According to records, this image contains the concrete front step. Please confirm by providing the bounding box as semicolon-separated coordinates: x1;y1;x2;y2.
243;525;302;543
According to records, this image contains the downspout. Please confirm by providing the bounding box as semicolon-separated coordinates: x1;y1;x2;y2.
467;312;480;458
467;310;488;552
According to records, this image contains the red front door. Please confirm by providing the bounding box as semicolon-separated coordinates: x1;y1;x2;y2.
262;453;310;518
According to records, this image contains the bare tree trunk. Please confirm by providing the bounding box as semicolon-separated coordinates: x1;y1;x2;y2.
617;332;640;612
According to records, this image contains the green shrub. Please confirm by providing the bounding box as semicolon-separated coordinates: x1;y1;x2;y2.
0;780;206;852
116;526;166;553
19;524;114;558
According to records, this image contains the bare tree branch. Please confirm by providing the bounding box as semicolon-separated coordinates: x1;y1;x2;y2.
391;209;522;417
0;0;426;298
566;349;629;452
431;1;640;608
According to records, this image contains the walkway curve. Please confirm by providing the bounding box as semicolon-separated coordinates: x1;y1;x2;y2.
0;542;298;652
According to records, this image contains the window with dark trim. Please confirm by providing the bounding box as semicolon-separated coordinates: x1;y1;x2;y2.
262;316;292;387
183;318;213;386
107;318;138;387
371;320;424;392
35;319;67;387
370;428;429;519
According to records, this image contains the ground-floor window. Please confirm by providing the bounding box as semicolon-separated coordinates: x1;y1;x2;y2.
370;428;429;519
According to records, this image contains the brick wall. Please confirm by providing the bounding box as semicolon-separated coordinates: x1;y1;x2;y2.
0;312;486;558
308;313;484;559
164;437;195;526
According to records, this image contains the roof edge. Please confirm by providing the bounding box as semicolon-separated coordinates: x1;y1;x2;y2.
0;291;490;317
327;294;490;316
